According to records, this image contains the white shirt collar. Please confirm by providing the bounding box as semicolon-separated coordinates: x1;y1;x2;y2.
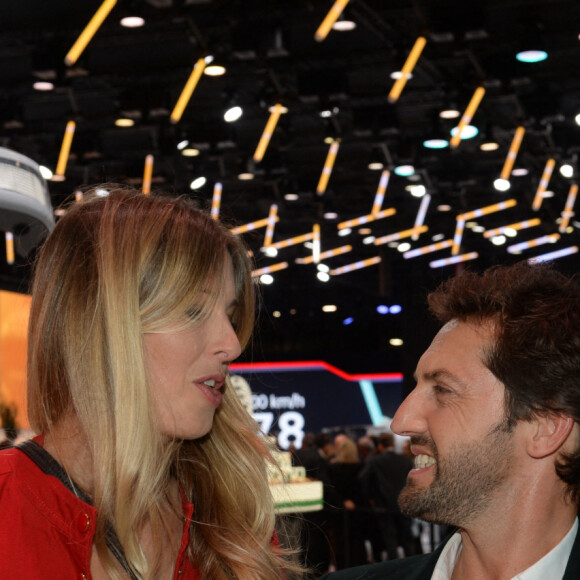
432;518;577;580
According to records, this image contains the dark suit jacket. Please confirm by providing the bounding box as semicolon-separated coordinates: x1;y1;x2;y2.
358;450;412;513
319;519;580;579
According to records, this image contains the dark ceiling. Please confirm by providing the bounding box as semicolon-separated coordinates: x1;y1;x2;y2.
1;0;579;374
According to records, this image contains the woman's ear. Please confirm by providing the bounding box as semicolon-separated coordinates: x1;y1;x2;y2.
526;413;575;459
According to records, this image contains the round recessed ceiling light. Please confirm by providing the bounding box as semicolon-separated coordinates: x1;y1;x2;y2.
480;141;499;151
204;64;226;76
332;19;356;31
115;118;135;127
120;16;145;28
33;81;54;91
181;148;200;157
439;108;460;119
450;125;478;139
516;50;548;63
493;178;511;191
394;164;415;177
423;138;449;149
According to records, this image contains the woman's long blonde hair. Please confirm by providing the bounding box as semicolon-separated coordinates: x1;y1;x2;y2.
27;186;301;579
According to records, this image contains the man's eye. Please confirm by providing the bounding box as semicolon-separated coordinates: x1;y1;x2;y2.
433;385;450;395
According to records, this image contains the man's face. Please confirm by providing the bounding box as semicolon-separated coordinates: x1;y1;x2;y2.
390;319;516;527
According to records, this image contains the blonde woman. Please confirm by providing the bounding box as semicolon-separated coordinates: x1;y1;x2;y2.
0;186;303;579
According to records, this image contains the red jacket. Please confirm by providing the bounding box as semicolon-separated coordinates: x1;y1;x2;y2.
0;443;200;579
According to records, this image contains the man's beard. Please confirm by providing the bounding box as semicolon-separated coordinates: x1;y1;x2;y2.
398;420;514;527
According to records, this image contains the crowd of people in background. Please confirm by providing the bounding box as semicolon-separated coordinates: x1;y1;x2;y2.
290;430;447;577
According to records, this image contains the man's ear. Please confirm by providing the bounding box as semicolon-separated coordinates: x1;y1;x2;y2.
526;413;575;459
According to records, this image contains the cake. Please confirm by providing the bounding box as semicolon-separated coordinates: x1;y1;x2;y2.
268;446;324;513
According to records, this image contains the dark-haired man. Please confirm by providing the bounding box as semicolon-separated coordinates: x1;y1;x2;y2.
322;262;580;579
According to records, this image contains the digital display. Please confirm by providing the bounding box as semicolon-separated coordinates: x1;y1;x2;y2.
230;361;404;449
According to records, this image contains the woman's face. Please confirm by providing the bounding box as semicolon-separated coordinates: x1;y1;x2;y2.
143;258;242;439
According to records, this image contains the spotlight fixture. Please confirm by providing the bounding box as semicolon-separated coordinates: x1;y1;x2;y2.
439;108;460;119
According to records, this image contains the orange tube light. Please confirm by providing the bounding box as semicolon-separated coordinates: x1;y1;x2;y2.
329;256;381;276
211;182;222;220
312;223;321;263
559;183;578;233
337;208;396;230
372;170;390;214
317;140;340;195
449;87;485;148
507;234;560;255
388;37;427;104
142;154;154;194
451;219;466;255
528;246;578;264
374;225;428;246
251;262;289;277
457;199;517;221
499;126;526;180
5;232;14;265
532;158;556;211
296;244;352;264
231;216;279;235
483;218;541;239
65;0;117;66
253;103;284;162
412;194;431;240
403;239;453;259
263;204;279;247
170;58;207;124
271;232;314;250
430;252;478;269
54;121;76;178
315;0;351;42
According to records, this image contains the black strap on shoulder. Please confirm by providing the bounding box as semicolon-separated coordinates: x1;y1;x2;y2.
17;439;138;580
